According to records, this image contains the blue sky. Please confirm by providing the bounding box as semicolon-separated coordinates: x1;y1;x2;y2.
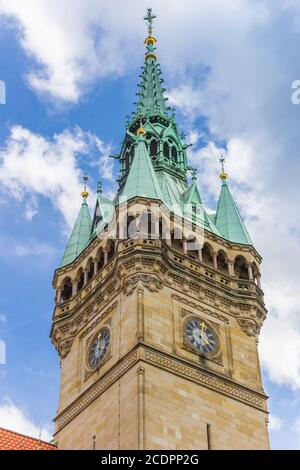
0;0;300;449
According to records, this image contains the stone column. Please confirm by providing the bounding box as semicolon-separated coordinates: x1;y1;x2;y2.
247;263;254;281
94;258;98;276
183;239;188;255
56;287;62;305
72;279;78;296
84;268;88;285
213;252;218;270
227;260;235;277
137;367;145;450
198;249;203;262
104;248;109;265
257;274;262;289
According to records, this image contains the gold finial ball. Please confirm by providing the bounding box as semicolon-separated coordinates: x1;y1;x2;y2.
220;172;228;181
145;52;157;61
137;127;146;136
81;190;89;199
145;36;157;47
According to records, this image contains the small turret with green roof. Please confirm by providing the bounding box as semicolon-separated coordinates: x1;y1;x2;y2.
60;175;92;267
214;157;252;245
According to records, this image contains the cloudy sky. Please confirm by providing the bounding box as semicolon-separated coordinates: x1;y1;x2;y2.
0;0;300;449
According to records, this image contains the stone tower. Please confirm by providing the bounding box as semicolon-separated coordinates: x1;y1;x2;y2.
51;10;269;450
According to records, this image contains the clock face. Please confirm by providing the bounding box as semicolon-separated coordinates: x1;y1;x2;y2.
185;318;217;355
88;328;110;369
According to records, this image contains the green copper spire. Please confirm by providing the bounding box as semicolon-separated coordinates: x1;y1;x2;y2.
121;133;165;202
215;158;252;245
132;8;169;121
60;176;92;267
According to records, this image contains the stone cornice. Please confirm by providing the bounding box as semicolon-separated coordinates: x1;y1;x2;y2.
54;345;268;435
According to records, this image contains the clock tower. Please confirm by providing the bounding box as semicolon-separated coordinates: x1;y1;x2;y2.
51;10;270;450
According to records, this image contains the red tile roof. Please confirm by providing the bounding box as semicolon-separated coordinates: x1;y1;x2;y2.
0;427;57;450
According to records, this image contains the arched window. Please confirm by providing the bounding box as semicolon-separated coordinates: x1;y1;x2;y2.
96;249;105;272
217;251;228;274
61;277;72;303
107;240;116;261
150;139;158;158
234;256;248;280
125;151;130;168
86;258;94;283
77;269;84;292
163;142;169;158
202;243;214;268
171;146;177;162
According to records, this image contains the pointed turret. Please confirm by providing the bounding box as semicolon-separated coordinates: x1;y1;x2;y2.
60;176;92;267
132;8;169;121
121;128;165;202
215;158;252;245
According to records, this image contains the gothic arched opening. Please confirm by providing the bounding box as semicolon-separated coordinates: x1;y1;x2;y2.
202;243;214;268
77;268;84;292
163;142;169;159
61;277;72;303
217;250;228;275
234;256;248;280
150;139;158;158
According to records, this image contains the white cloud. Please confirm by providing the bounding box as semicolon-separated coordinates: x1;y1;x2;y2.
0;126;113;228
0;398;52;442
0;0;271;103
0;0;144;102
269;414;283;432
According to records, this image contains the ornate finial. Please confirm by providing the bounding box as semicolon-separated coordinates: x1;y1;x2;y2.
144;7;156;36
81;173;89;200
144;8;157;60
97;180;103;194
137;118;146;136
219;155;228;181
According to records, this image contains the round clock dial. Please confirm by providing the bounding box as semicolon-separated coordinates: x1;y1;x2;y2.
185;318;217;355
88;328;110;369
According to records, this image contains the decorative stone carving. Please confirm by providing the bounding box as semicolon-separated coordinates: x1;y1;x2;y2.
236;317;260;337
122;273;163;296
58;339;73;359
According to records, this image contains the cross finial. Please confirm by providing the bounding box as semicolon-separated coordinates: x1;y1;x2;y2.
81;172;89;200
83;173;88;191
219;155;228;181
144;8;156;36
220;155;225;173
